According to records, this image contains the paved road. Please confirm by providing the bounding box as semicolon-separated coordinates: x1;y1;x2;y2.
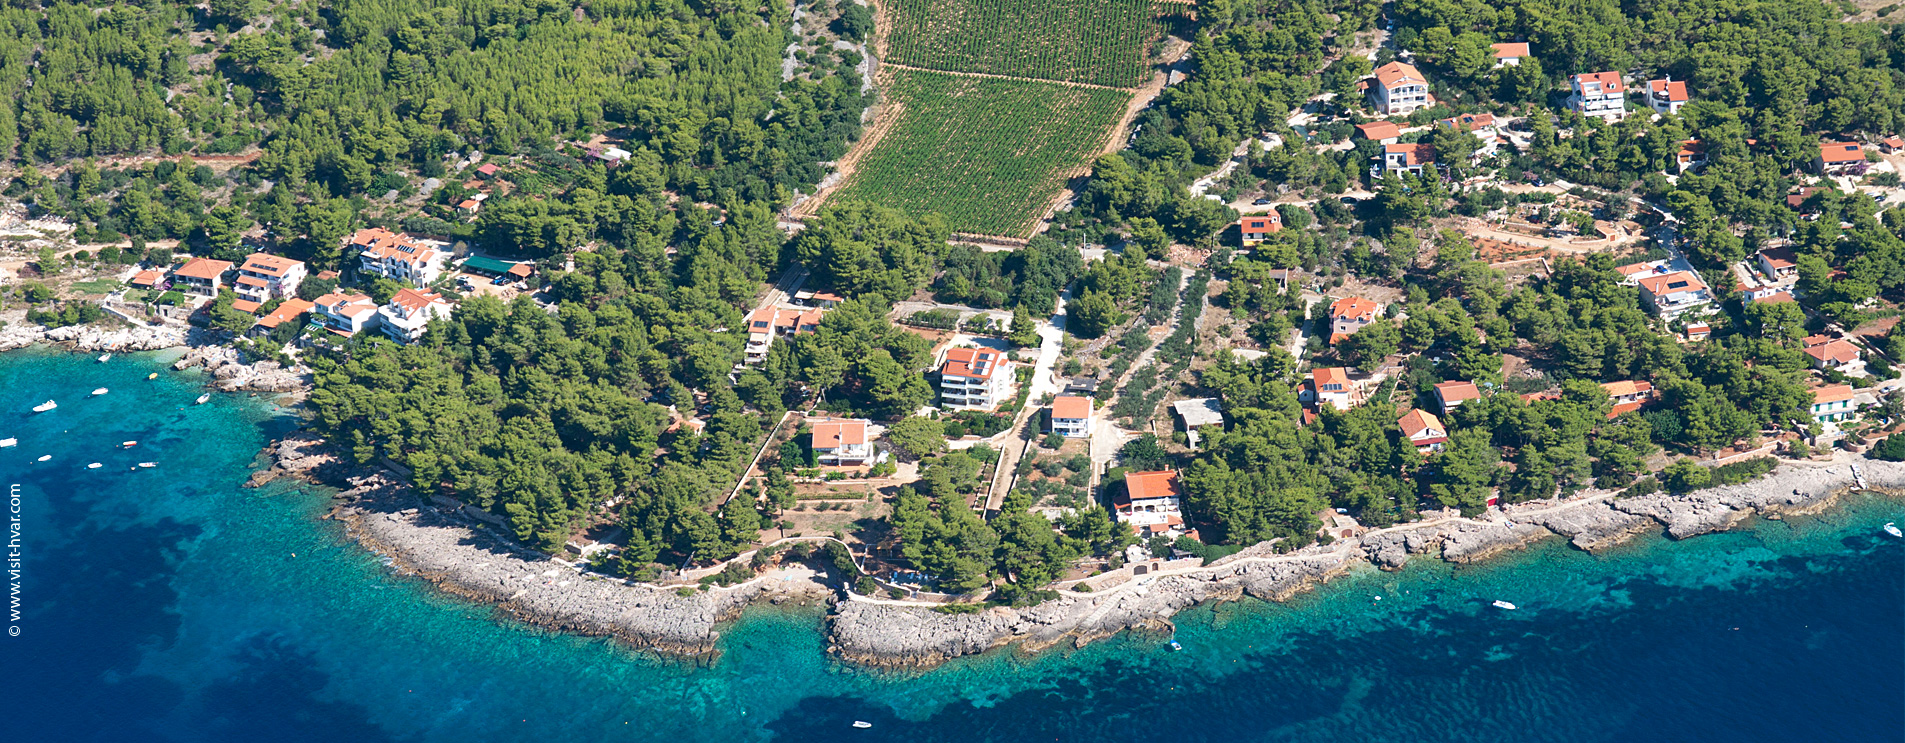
982;291;1070;514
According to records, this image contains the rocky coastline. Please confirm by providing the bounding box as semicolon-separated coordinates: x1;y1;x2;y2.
1;319;312;393
261;421;1905;669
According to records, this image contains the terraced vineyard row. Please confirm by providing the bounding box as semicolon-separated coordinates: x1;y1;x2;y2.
882;0;1186;88
832;68;1130;236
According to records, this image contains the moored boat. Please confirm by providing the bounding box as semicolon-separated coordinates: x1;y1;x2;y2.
851;721;872;729
147;372;159;380
91;387;109;396
0;438;14;448
98;353;111;363
196;393;211;405
1885;522;1902;538
1492;600;1518;610
32;400;56;413
121;440;138;448
86;462;102;469
36;455;51;462
138;462;157;468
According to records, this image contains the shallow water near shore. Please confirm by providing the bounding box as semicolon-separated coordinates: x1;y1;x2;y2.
3;348;1901;742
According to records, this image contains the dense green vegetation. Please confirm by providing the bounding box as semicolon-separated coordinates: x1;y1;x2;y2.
831;68;1129;236
882;0;1185;88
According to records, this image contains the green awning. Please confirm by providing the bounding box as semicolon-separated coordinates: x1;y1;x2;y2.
461;256;516;275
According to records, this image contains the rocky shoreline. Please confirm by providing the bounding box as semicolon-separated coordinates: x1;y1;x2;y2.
1;320;312;393
0;319;187;353
259;426;1905;669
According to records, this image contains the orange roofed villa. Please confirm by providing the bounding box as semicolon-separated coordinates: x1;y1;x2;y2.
234;252;307;305
1115;470;1188;539
744;306;826;365
810;418;874;466
352;228;447;287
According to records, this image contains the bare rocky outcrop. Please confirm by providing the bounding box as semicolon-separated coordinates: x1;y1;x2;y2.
1516;500;1656;552
174;344;311;392
0;321;188;352
1437;520;1554;563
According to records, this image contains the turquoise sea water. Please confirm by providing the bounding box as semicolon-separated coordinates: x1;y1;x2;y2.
2;348;1901;742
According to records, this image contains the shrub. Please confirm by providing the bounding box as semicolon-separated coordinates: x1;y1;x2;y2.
1041;433;1064;449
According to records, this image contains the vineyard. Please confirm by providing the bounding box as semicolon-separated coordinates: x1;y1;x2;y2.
830;69;1130;236
881;0;1188;88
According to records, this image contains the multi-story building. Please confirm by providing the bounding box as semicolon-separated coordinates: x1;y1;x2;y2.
1636;271;1712;318
939;347;1013;410
1115;470;1187;539
1567;71;1627;122
810;418;872;466
172;257;233;298
312;292;380;336
1050;395;1092;438
1811;384;1857;424
1328;296;1382;344
1239;213;1281;246
743;306;825;365
233;252;307;305
1379;142;1435;178
378;288;453;344
1399;409;1449;453
352;228;445;287
1312;367;1359;411
1814;141;1867;174
1370;61;1429;115
1645;78;1689;115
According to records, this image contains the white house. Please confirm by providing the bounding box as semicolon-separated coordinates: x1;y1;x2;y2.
1379;142;1434;178
1115;470;1187;539
312;292;380;336
1804;337;1863;374
1636;270;1712;319
1811;385;1856;423
1567;71;1627;122
1050;395;1092;438
1399;409;1448;453
378;288;453;344
940;347;1013;410
1312;367;1359;411
743;307;824;365
233;252;306;304
1370;61;1430;115
352;228;446;287
172;257;233;298
1491;42;1529;68
1645;78;1688;115
1433;380;1482;413
811;418;872;466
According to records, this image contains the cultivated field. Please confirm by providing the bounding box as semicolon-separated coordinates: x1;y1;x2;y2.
830;68;1130;236
881;0;1186;88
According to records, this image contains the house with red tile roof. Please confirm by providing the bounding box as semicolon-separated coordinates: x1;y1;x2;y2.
129;269;164;289
1370;61;1429;115
1757;247;1798;279
1328;296;1382;344
1491;42;1529;67
1050;395;1092;438
1115;470;1186;538
1804;338;1862;373
1636;271;1711;318
378;288;452;344
1673;139;1708;173
1567;71;1627;121
810;418;872;466
233;252;306;304
743;306;826;365
1601;380;1656;417
312;292;379;336
1645;78;1689;115
172;257;233;298
475;163;500;179
1814;141;1867;174
1433;380;1482;413
1379;142;1434;178
940;346;1012;410
1311;366;1359;411
1354;121;1402;143
352;228;445;287
1399;409;1448;453
1810;384;1856;423
250;298;314;338
1239;213;1281;246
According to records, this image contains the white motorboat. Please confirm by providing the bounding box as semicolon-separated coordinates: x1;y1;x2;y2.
98;353;111;363
121;440;138;448
0;438;14;448
147;372;158;380
138;462;157;468
86;463;102;469
1885;522;1902;538
851;721;873;729
36;455;51;462
196;394;211;405
32;400;56;413
92;387;109;396
1492;600;1518;610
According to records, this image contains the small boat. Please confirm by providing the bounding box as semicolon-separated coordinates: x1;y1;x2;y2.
91;388;109;396
196;394;211;405
97;353;111;363
86;463;102;469
121;441;138;448
851;721;873;729
36;455;51;462
138;462;157;468
1885;522;1902;538
1167;640;1184;652
0;438;14;448
147;372;158;380
1492;600;1518;610
32;400;56;413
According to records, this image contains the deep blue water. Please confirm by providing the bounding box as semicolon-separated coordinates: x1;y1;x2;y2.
2;348;1901;742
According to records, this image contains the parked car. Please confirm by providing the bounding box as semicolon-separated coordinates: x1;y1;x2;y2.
1252;198;1274;205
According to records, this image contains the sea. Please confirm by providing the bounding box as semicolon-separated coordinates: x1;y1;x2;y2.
1;347;1900;743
